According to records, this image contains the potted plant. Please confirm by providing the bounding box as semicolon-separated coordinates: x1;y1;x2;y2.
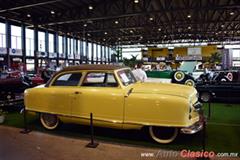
0;109;6;124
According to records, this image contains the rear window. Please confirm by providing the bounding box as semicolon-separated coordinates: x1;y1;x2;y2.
82;72;118;87
52;73;82;86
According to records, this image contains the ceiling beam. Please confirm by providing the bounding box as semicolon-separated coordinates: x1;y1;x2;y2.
0;0;62;13
38;3;240;26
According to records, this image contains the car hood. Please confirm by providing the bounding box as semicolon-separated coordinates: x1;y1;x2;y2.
131;82;196;99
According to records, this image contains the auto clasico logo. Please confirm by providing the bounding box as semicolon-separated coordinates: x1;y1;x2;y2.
180;150;215;158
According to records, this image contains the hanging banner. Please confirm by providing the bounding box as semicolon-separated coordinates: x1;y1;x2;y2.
0;47;7;55
9;48;23;56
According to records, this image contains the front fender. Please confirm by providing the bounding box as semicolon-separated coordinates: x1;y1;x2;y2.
124;93;196;127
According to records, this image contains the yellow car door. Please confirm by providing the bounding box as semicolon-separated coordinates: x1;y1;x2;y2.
71;72;124;127
48;72;82;116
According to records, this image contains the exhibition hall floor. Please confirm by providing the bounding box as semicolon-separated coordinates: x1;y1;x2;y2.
0;126;187;160
1;103;240;160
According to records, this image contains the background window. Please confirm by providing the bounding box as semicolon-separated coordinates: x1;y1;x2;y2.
83;41;86;57
52;73;82;86
67;38;70;57
49;33;54;53
88;42;92;63
78;40;80;54
58;36;63;54
0;22;6;47
71;38;74;55
26;59;35;72
82;72;118;87
93;43;97;61
97;45;101;59
11;25;22;49
38;31;45;52
26;28;34;56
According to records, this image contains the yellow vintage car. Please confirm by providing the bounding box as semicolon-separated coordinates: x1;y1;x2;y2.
24;64;203;144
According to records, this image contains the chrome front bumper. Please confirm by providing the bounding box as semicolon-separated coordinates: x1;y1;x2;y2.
180;121;204;134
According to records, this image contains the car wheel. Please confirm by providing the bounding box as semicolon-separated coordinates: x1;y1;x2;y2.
200;92;211;102
221;78;227;82
40;113;59;130
184;79;195;87
149;126;178;144
174;71;185;82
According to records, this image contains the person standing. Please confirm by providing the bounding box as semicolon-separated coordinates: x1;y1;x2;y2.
132;62;147;82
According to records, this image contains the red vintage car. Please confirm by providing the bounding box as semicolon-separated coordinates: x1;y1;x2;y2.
0;71;44;107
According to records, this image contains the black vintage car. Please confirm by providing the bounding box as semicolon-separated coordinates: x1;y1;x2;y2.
196;70;240;103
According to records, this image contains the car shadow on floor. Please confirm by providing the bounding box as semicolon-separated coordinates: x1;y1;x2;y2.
29;119;203;151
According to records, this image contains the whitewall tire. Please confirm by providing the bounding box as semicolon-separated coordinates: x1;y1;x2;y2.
185;79;195;87
40;113;59;130
174;71;185;82
149;126;178;144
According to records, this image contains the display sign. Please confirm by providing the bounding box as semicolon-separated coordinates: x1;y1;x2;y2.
187;47;201;56
9;48;23;56
81;56;88;61
37;51;47;57
0;47;7;55
59;53;65;58
156;57;166;61
175;55;202;61
68;54;74;59
9;48;22;56
0;57;4;61
74;53;80;59
142;57;148;61
119;73;130;83
232;57;240;61
49;52;57;58
12;58;22;62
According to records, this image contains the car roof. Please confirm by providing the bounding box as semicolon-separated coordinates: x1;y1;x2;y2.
45;64;128;87
60;64;126;72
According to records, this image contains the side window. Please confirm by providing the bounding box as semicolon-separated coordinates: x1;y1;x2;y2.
82;72;118;87
52;73;82;86
106;73;118;87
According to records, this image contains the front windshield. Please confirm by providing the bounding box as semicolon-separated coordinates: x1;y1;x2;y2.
117;69;137;86
179;61;198;73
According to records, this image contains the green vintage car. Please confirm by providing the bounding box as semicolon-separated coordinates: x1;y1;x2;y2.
146;61;201;86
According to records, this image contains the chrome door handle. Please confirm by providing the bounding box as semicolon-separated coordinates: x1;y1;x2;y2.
74;91;81;94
